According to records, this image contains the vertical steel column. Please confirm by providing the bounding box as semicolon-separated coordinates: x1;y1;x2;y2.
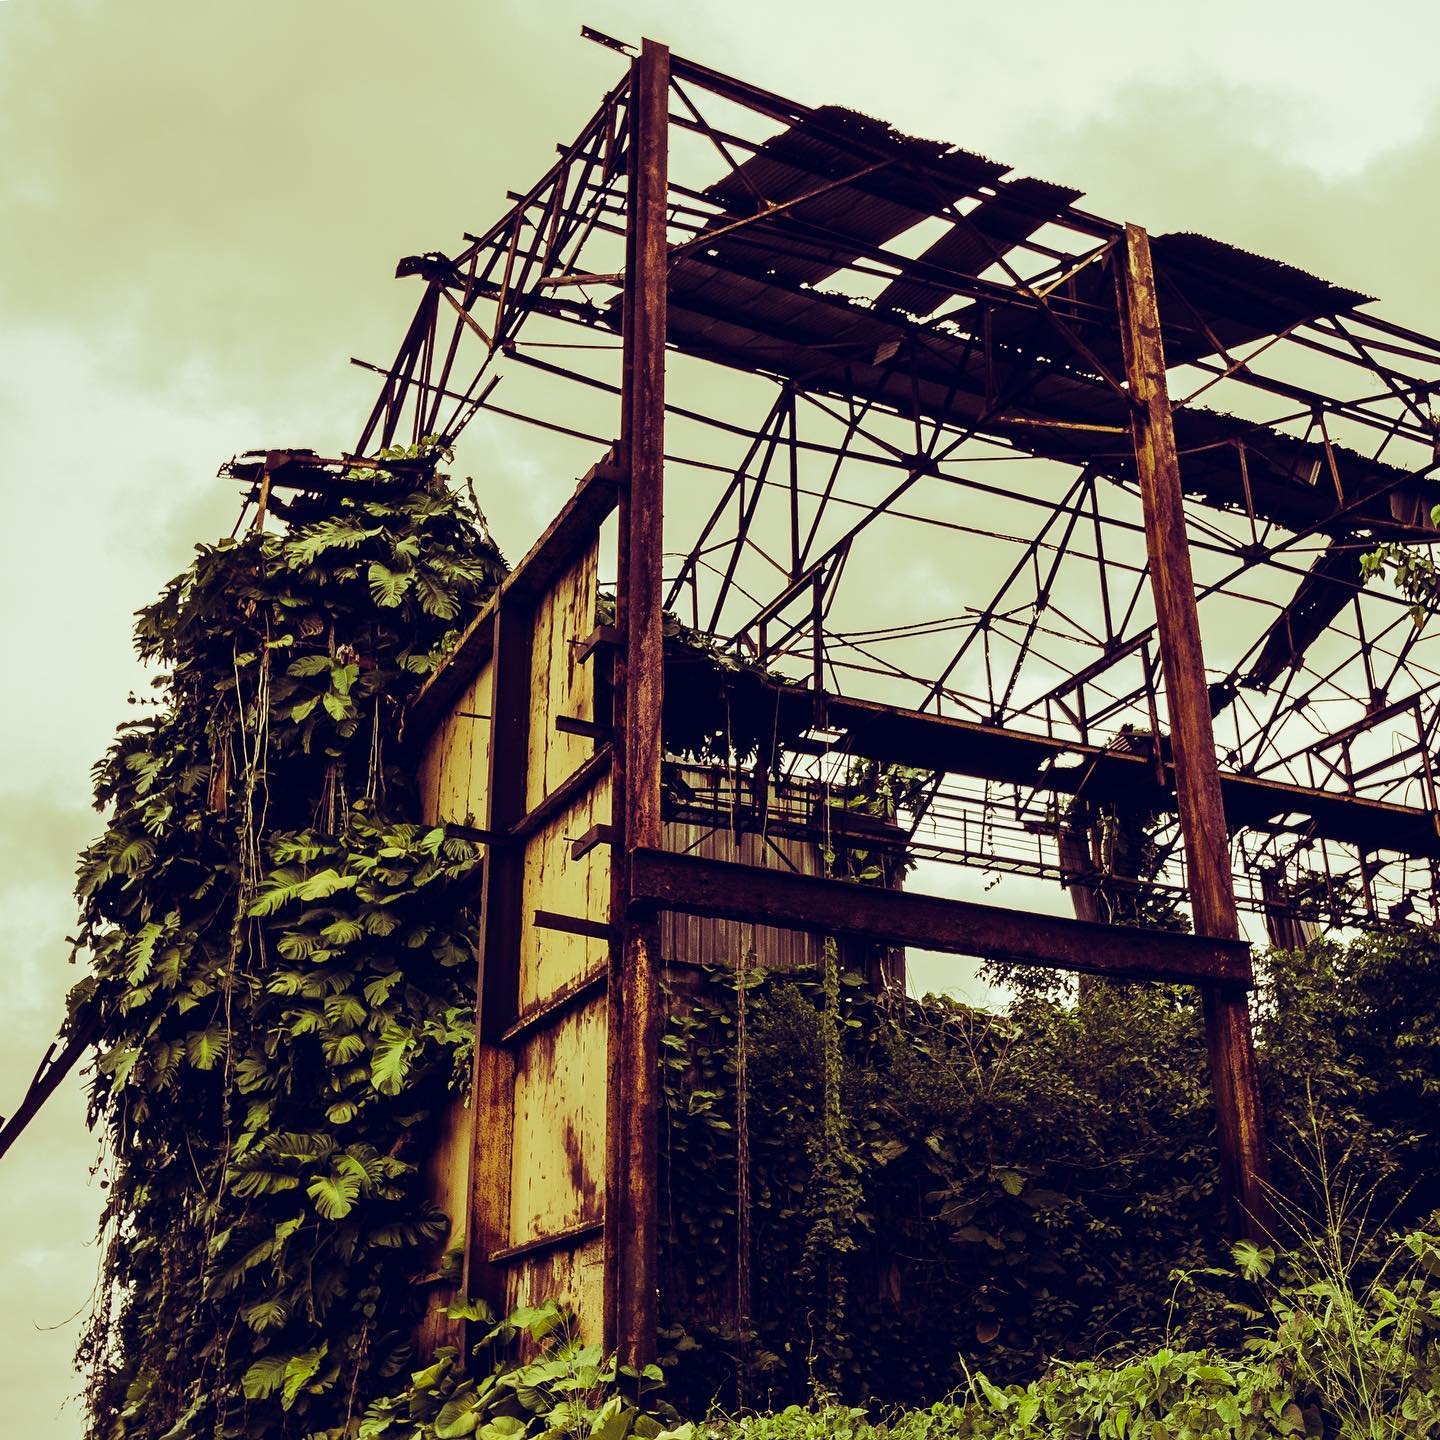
462;601;533;1319
1117;223;1273;1239
606;36;669;1364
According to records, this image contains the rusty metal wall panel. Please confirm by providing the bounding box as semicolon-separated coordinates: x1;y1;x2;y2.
526;546;598;807
508;1001;608;1246
507;1235;607;1339
418;663;494;829
413;658;496;1343
660;818;822;971
506;541;609;1341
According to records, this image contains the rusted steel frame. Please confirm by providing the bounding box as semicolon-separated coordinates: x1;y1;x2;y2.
1084;473;1118;645
787;389;802;576
1289;324;1438;431
1376;605;1432;697
667;173;1097;312
1019;471;1420;737
447;83;628;277
357;87;622;450
735;464;926;647
627;847;1253;985
1343;305;1440;357
496;331;1411;625
706;406;788;634
994;482;1093;719
497;151;613;348
500;344;887;474
439;286;495;351
349;354;502;435
806;685;1440;858
1239;659;1310;776
413;294;440;446
540;129;608;283
1250;595;1432;740
1171;320;1300;413
664;390;788;609
752;550;854;673
426;295;480;439
1353;594;1380;698
667;50;1117;246
669;159;893;262
733;409;981;652
355;288;436;454
1183;353;1438;450
1250;672;1440;785
605;36;669;1367
800;391;870;568
910;175;1133;404
1316;316;1438;433
1331;313;1440;366
668;74;767;207
1117;223;1272;1240
663;168;1116;330
920;469;1091;712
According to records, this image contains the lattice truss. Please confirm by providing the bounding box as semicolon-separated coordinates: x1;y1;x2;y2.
348;47;1440;936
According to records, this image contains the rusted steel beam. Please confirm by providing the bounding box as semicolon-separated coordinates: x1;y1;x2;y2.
1117;223;1273;1241
489;1217;606;1267
460;589;533;1318
627;847;1253;985
499;966;608;1048
606;36;669;1368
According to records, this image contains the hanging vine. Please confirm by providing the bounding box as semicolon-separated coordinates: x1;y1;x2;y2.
66;443;507;1439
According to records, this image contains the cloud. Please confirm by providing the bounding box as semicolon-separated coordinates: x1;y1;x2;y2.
5;2;1440;1433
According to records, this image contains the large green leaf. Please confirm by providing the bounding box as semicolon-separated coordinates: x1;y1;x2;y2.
369;1024;414;1096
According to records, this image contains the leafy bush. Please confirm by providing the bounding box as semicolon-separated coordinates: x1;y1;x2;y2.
359;1300;689;1440
659;930;1440;1413
70;445;507;1438
701;1225;1440;1436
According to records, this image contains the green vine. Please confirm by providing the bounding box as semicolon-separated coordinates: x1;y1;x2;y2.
67;443;506;1438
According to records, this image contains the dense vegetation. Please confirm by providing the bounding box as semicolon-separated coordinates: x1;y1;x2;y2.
68;447;507;1438
63;447;1440;1438
657;931;1440;1415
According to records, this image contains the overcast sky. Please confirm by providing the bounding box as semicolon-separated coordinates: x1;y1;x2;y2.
6;2;1440;1433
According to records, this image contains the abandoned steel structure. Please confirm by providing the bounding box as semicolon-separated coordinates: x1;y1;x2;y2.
9;28;1440;1374
309;34;1440;1362
318;36;1440;1363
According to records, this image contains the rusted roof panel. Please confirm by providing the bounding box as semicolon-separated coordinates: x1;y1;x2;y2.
1152;232;1373;358
701;106;1006;288
655;249;1428;542
876;177;1085;317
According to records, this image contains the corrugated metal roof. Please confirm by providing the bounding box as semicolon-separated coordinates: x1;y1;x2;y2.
876;177;1085;317
645;106;1426;540
701;106;1007;289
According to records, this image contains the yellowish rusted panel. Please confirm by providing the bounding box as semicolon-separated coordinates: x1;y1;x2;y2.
509;1001;607;1242
518;776;612;1008
418;662;494;829
525;548;596;811
507;1236;607;1346
517;544;610;1006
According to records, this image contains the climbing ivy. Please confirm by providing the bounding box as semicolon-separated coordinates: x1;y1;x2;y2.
67;444;506;1438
